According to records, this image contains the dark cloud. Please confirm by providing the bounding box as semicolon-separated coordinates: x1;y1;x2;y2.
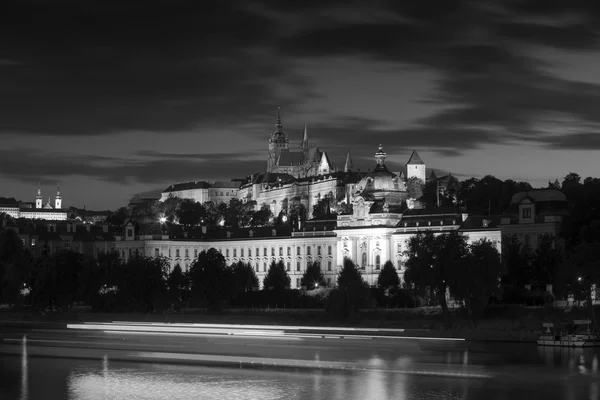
0;148;266;185
530;132;600;150
0;1;314;136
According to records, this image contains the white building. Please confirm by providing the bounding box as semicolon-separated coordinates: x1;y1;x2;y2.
0;184;67;221
116;147;501;288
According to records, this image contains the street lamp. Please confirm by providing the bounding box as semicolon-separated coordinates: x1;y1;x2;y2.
282;215;288;223
159;217;167;224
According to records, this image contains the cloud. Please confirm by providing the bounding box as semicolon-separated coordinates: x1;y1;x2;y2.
0;1;315;136
0;148;266;185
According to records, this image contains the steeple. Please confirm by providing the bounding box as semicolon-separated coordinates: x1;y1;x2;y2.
275;107;283;133
407;150;424;165
301;123;309;152
344;151;353;172
55;184;62;209
374;144;387;171
35;183;43;209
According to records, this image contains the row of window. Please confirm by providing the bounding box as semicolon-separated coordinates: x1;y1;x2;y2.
162;245;334;260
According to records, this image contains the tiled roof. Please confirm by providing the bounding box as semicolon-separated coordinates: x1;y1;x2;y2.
460;215;502;231
510;188;567;204
278;151;305;166
163;181;211;192
211;181;242;189
406;150;424;165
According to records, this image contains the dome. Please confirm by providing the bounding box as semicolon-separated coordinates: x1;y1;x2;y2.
356;169;400;193
353;145;405;203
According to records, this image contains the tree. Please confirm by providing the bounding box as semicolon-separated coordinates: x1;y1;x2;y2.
312;193;336;219
263;260;290;291
404;231;470;330
118;255;169;312
167;264;188;307
406;177;424;200
559;240;600;328
0;229;31;306
177;199;204;227
448;239;504;326
301;261;326;289
189;248;232;308
332;258;369;316
106;207;129;226
29;250;85;310
158;195;184;223
251;204;273;227
376;260;400;292
501;234;532;286
231;261;259;295
531;234;562;286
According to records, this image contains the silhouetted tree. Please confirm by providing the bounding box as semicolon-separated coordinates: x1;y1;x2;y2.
263;260;290;291
189;248;232;309
301;261;326;289
448;239;504;326
377;260;400;292
231;261;259;295
404;231;470;330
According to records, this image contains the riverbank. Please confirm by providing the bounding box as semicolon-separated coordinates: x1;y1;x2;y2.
1;305;598;343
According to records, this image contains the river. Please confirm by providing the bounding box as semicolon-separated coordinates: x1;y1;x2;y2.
1;339;599;400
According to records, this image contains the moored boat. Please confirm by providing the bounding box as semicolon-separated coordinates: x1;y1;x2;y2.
537;320;600;347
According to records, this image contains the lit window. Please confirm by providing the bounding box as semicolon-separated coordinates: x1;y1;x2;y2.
375;255;381;269
522;207;532;219
296;261;301;271
176;249;180;257
297;247;301;255
287;247;291;256
317;246;321;255
328;246;332;255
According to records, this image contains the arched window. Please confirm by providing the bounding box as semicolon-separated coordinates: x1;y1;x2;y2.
361;252;367;268
375;255;381;269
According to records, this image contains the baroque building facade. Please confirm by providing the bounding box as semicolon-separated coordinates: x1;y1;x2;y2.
0;184;67;221
117;144;501;288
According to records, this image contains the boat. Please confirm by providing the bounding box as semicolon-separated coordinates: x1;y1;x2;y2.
537;320;600;347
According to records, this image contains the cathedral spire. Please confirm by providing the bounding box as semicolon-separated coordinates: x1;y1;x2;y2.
55;184;62;209
344;151;353;172
302;123;309;151
275;107;283;133
36;182;41;198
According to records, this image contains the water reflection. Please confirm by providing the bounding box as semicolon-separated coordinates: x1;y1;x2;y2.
4;341;600;400
20;336;27;400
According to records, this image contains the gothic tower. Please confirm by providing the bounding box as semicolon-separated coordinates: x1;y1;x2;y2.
267;108;289;172
55;185;62;209
35;183;42;209
406;150;426;182
301;123;309;154
344;151;354;172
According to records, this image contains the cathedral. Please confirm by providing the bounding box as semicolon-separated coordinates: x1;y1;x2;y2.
267;109;334;178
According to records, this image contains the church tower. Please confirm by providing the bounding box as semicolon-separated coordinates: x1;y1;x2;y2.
406;150;426;182
267;108;289;172
301;123;309;153
344;151;353;172
35;183;42;209
55;185;62;209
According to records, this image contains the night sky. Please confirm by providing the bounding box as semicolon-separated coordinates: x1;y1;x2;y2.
2;0;600;210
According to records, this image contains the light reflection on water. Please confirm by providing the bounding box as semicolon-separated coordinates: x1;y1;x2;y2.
2;341;600;400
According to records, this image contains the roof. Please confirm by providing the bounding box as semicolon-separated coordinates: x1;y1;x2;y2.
305;147;322;163
163;181;211;192
278;151;305;166
460;215;502;231
510;188;567;204
211;181;242;189
252;172;296;185
406;150;425;165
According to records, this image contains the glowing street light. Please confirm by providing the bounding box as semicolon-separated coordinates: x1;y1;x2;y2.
282;215;288;223
219;219;225;227
159;217;167;224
